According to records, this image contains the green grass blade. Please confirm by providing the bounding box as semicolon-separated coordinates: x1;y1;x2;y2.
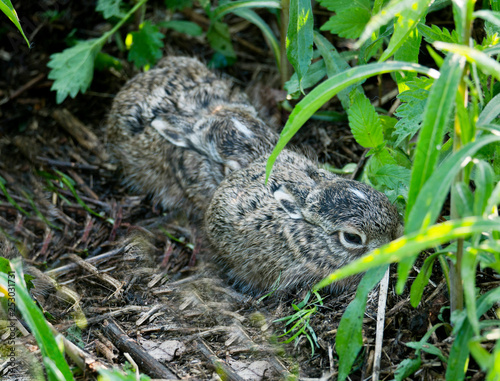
313;31;360;110
21;190;61;230
356;0;431;48
0;0;30;47
265;61;440;181
484;45;500;55
477;92;500;127
379;0;432;62
212;0;280;20
233;8;280;69
473;10;500;28
410;252;438;307
407;135;500;233
336;265;388;381
55;171;104;220
405;54;465;226
462;246;479;336
434;42;500;82
286;0;314;91
0;176;30;217
446;287;500;381
397;135;500;292
313;217;500;291
0;260;74;380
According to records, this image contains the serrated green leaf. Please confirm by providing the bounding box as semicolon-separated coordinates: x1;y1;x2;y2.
379;0;432;62
371;164;411;189
128;21;165;68
287;0;314;91
158;20;203;36
348;92;384;148
393;76;434;146
47;39;104;103
96;0;124;19
405;54;465;226
317;0;372;13
320;8;372;39
417;23;459;44
336;265;389;381
207;21;236;59
266;61;439;181
0;0;30;47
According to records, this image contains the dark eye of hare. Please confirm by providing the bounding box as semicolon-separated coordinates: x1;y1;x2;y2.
344;232;363;245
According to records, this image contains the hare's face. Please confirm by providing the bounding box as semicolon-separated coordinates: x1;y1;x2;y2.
273;178;403;259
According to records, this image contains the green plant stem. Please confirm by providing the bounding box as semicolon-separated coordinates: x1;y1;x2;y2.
280;0;290;88
449;75;468;314
102;0;148;43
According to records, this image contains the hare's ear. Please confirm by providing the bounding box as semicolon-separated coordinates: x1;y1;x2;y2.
273;185;303;220
151;117;189;148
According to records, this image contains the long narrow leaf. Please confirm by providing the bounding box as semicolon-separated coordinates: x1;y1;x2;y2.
451;0;474;44
287;0;314;90
313;31;362;109
336;265;389;381
356;0;429;48
0;0;30;47
477;92;500;126
398;135;500;292
212;0;280;20
313;217;500;291
446;286;500;381
473;10;500;28
407;135;500;232
266;61;440;180
0;260;74;380
379;0;432;62
434;42;500;81
405;54;465;225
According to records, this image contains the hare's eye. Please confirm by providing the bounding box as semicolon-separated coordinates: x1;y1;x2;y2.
344;232;362;245
339;231;365;247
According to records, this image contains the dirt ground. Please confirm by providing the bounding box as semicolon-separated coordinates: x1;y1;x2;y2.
0;2;492;380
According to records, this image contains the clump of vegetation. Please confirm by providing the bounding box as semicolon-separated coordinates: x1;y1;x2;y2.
2;0;499;379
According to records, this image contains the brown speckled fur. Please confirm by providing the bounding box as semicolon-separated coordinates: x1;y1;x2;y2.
106;56;278;219
107;56;403;294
